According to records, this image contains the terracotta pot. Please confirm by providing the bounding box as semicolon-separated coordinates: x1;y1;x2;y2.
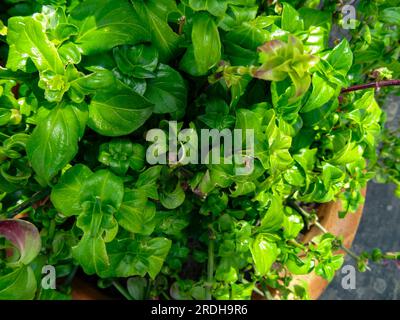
72;189;366;300
290;188;367;300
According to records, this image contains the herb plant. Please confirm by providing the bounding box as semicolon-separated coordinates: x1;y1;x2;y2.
0;0;399;300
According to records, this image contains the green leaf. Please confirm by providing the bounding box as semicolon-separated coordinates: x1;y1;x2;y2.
253;36;319;100
286;255;314;275
7;15;69;101
230;181;255;197
327;39;353;76
301;73;336;113
98;139;145;175
380;7;400;25
88;87;154;137
0;266;37;300
179;46;204;76
132;0;180;62
215;259;238;283
101;237;172;279
0;20;7;36
191;12;221;75
282;208;304;239
69;0;150;55
73;201;115;272
187;0;228;17
160;182;186;210
281;2;304;33
79;170;124;208
135;166;163;200
26;103;88;184
145;64;187;117
127;277;147;300
58;42;82;65
116;189;156;235
69;69;117;103
298;7;332;30
0;219;41;265
72;170;124;275
73;231;110;276
7;16;64;74
50;164;93;217
223;16;272;51
113;44;159;78
250;234;278;276
259;193;284;231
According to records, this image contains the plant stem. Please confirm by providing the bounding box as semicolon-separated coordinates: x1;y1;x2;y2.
383;252;400;260
340;245;362;262
112;281;133;300
206;231;215;300
289;202;371;271
242;279;266;298
178;16;186;35
6;189;51;218
341;80;400;94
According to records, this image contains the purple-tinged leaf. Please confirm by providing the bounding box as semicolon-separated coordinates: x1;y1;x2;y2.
0;219;41;265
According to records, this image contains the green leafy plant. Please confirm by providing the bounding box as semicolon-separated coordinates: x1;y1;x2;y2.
0;0;399;301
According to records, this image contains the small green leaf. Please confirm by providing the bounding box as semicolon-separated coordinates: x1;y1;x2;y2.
116;190;156;235
250;234;278;276
101;237;171;279
191;12;221;75
145;64;187;117
79;170;124;208
50;164;93;217
281;3;304;33
301;73;336;113
380;7;400;25
127;277;147;300
327;39;353;76
282;208;304;239
260;193;284;231
132;0;180;62
0;20;7;36
160;182;186;210
113;44;159;78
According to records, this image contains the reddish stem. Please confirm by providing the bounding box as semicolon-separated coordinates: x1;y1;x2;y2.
341;80;400;94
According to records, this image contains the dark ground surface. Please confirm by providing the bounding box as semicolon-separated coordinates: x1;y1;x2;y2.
321;182;400;300
321;96;400;300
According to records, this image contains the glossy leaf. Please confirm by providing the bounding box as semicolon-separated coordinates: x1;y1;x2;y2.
132;0;180;62
145;64;187;116
281;3;304;33
26;104;88;184
113;44;159;78
116;190;156;235
327;39;353;76
191;13;221;75
69;0;150;55
7;16;64;74
50;164;93;217
88;88;154;137
250;234;278;276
